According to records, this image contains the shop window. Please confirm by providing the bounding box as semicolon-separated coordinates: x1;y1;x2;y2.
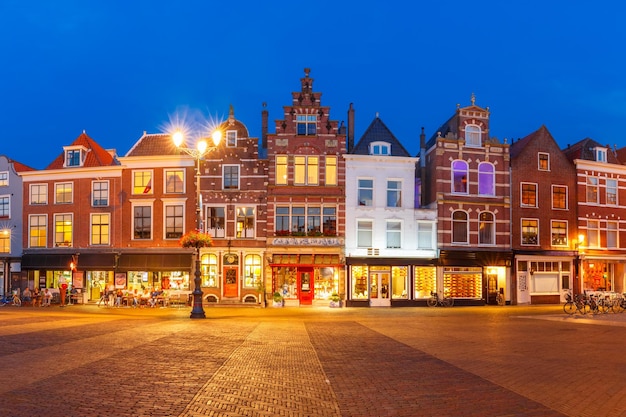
414;266;436;299
350;265;369;299
243;254;261;288
315;267;337;300
391;266;408;299
201;254;218;287
444;267;482;298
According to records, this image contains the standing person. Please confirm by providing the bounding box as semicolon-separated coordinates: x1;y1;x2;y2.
60;282;68;306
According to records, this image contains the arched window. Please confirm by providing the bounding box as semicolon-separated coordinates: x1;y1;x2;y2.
478;162;495;196
201;253;218;288
465;125;481;147
452;211;468;243
452;160;468;193
478;211;495;245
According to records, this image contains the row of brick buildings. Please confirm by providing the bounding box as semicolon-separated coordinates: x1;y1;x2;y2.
1;68;624;306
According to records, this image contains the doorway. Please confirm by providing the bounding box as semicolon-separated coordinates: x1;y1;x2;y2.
223;266;238;298
299;268;313;305
370;271;390;307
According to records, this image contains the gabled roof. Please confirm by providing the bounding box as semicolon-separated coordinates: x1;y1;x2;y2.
562;137;621;164
509;125;554;159
350;116;411;157
46;131;119;169
125;133;181;157
9;159;35;172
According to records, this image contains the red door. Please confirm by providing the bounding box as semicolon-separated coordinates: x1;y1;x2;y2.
223;267;238;298
299;268;313;305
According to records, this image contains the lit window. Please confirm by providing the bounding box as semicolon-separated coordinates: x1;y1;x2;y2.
551;220;567;246
165;170;185;194
586;177;598;203
223;165;239;189
165;205;184;239
54;213;73;247
133;171;153;195
276;155;288;185
30;184;48;205
521;183;537;207
201;253;219;287
296;115;317;135
91;213;110;245
294;156;318;185
55;183;73;204
465;125;481;147
236;207;255;238
478;212;494;245
0;172;8;187
0;229;10;253
552;185;567;209
92;181;109;206
521;219;539;245
452;211;468;243
478;163;494;196
538;153;550;171
452;160;468;193
243;254;262;288
358;179;373;206
29;214;47;248
325;156;337;186
357;219;373;247
387;180;401;207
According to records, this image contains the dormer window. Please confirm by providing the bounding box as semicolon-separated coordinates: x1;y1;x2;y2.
464;125;481;147
226;130;237;147
63;146;87;167
370;141;390;155
594;147;607;162
296;115;317;135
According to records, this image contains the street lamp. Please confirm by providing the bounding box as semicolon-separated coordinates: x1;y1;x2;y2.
173;130;222;319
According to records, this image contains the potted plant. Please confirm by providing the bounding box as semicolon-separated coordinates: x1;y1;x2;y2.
272;291;284;307
329;292;342;308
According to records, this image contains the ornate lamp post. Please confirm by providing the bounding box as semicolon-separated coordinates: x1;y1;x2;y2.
173;130;221;319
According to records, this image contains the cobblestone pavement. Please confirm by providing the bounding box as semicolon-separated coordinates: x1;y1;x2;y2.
0;304;624;417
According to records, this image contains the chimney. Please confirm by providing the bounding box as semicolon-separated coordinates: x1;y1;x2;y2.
419;127;427;208
261;102;268;151
347;103;355;152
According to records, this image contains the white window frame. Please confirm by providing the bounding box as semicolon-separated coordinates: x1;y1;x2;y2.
226;130;237;147
594;147;607;162
452;160;469;194
90;213;110;246
223;165;240;190
587;220;600;248
0;195;10;218
386;180;402;208
54;182;73;204
54;213;73;247
607;220;619;249
29;214;47;248
478;162;495;196
417;221;435;250
132;170;153;195
552;185;568;210
30;184;48;205
370;141;391;155
357;219;373;248
478;211;495;245
586;177;599;204
606;178;618;206
164;169;185;194
163;202;185;239
0;171;8;187
132;202;154;240
550;220;568;247
92;180;110;207
521;218;539;246
538;152;550;171
464;125;481;147
357;178;374;206
521;182;538;208
386;220;402;249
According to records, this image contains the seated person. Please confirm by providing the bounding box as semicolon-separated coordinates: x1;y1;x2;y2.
32;288;41;307
115;289;123;307
22;287;32;305
42;288;52;306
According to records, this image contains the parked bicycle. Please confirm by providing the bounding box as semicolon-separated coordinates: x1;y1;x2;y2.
427;291;454;307
563;291;589;315
0;291;21;307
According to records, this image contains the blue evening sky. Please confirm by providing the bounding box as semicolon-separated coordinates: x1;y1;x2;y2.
1;1;624;169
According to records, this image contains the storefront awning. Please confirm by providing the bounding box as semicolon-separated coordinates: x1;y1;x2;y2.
21;253;117;270
117;253;193;271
